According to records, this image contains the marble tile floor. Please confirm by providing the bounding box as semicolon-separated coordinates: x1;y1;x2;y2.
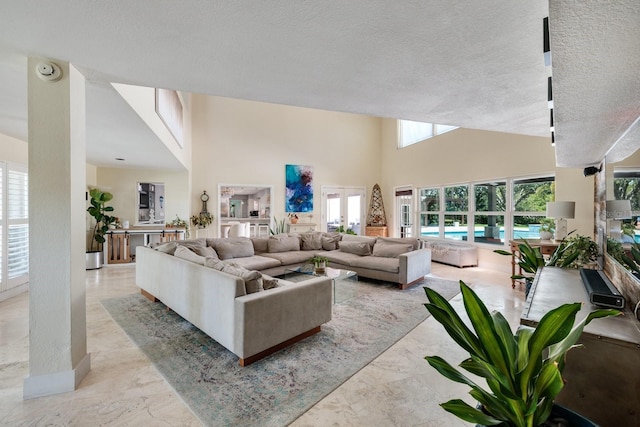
0;263;525;426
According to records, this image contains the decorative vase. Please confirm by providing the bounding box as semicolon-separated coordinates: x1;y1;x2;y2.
291;217;298;224
539;231;553;240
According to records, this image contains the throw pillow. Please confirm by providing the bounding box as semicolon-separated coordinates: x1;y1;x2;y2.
250;237;269;253
267;235;300;253
190;245;219;259
174;245;206;265
372;241;414;258
261;274;279;290
212;238;255;260
152;241;178;255
321;234;341;251
300;232;323;250
339;241;372;256
222;263;263;294
204;257;226;271
176;238;207;250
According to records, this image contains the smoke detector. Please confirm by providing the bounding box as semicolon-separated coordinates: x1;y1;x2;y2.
35;62;62;82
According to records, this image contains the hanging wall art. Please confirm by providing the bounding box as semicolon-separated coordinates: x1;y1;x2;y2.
285;164;313;212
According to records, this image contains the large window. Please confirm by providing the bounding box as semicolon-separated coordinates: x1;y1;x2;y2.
613;169;640;211
474;181;506;245
512;176;555;240
418;175;554;244
398;120;458;148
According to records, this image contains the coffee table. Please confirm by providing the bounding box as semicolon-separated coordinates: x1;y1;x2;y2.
283;264;358;303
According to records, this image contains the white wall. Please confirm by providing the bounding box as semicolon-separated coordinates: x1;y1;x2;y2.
0;132;28;163
111;83;192;171
190;95;382;236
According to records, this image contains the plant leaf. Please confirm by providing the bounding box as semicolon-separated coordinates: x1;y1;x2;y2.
460;283;512;382
440;399;503;425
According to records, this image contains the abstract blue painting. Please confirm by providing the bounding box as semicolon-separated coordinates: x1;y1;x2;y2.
285;164;313;212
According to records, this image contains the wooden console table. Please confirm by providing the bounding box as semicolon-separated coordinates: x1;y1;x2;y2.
104;228;185;265
509;239;559;288
521;267;640;427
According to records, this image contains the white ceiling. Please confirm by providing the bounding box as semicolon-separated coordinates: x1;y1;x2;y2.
0;1;637;169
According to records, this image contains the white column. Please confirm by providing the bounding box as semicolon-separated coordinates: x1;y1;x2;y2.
23;58;90;399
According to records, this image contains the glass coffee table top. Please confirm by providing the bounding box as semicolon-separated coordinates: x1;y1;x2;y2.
283;264;358;303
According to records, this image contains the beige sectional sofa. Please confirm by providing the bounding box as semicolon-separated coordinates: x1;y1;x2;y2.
135;232;431;365
136;245;332;366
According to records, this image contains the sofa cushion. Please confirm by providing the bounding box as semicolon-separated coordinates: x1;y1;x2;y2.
151;241;178;254
351;256;400;273
376;237;420;251
177;238;207;249
261;250;314;265
322;250;364;267
209;237;255;260
300;232;323;250
339;241;372;256
340;234;376;251
225;255;281;271
190;245;219;258
250;237;269;253
321;234;341;251
204;257;226;270
267;235;300;252
223;263;263;294
174;245;206;265
372;241;413;258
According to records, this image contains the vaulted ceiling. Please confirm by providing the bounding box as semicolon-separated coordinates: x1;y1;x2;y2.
0;1;637;169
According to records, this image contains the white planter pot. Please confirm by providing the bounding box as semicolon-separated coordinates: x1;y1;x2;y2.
539;231;553;240
86;251;103;270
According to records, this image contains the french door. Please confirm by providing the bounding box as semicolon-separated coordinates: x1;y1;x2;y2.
321;186;365;235
395;187;413;237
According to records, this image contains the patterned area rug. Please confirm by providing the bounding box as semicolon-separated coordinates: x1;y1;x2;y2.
101;276;459;427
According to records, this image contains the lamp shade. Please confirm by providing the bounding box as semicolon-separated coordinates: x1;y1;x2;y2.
546;201;575;219
606;200;632;219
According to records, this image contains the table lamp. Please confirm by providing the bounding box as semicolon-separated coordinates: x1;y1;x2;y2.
546;201;576;241
605;199;632;241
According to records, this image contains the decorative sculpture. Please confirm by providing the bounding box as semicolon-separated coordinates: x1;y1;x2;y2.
366;184;387;226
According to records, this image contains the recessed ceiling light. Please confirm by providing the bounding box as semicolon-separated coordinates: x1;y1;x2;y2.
115;158;125;161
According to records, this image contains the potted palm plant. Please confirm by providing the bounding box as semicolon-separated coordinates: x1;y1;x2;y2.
423;281;620;427
86;188;116;269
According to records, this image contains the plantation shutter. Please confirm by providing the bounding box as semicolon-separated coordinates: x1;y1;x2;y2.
7;164;28;286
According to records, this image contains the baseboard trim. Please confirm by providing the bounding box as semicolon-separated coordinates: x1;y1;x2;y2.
0;282;29;302
23;353;91;399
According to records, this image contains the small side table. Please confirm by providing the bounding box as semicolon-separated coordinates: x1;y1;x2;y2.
509;239;560;288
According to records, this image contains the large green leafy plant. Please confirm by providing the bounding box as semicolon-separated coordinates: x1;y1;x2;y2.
424;281;620;427
87;188;116;252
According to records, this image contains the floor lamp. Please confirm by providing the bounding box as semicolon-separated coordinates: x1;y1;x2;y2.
605;199;632;241
546;201;575;242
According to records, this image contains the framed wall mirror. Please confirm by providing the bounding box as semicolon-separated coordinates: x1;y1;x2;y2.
137;182;166;225
218;184;273;237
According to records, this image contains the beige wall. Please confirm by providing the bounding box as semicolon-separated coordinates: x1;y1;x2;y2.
96;167;189;228
190;95;382;236
379;119;595;272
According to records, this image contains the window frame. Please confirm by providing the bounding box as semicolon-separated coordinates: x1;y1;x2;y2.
417;174;555;247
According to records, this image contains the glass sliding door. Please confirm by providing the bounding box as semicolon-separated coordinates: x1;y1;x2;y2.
322;186;365;235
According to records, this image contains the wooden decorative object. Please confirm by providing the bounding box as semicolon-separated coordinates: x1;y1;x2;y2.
366;183;387;226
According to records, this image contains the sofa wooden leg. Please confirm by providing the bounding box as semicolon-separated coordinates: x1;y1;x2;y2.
140;289;158;302
238;326;322;367
399;277;425;290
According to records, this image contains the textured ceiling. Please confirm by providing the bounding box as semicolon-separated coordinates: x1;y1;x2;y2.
0;1;637;169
